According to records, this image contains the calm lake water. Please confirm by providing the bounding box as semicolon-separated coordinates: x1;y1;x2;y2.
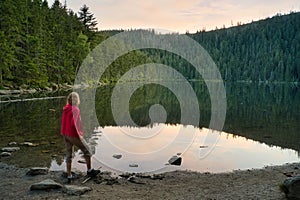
0;82;299;173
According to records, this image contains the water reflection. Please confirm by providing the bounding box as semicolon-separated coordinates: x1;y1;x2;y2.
52;124;299;173
0;82;299;173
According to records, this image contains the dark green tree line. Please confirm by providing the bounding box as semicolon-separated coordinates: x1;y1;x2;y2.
0;0;94;88
189;12;300;82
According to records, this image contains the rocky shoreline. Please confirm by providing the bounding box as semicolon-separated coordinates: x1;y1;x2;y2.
0;161;299;199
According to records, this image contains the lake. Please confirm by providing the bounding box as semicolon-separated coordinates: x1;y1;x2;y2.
0;82;299;174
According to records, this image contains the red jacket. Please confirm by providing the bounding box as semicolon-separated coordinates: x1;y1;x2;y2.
61;104;84;137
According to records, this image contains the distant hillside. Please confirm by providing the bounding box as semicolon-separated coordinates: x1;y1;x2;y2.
189;12;300;82
1;0;299;90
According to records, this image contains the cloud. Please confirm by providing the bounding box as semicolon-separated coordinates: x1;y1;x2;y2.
49;0;300;33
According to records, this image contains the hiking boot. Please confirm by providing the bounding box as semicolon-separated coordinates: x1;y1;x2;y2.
65;176;75;184
67;177;72;184
87;169;100;177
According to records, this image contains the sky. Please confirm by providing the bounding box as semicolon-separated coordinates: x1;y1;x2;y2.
49;0;300;33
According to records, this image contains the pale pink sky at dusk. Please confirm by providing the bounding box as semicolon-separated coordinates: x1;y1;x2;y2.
49;0;300;33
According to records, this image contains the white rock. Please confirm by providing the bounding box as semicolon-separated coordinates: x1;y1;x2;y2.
0;152;11;157
1;147;20;152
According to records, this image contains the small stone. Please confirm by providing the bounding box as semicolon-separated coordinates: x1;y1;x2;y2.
8;142;17;146
119;172;134;179
1;147;20;152
129;164;138;167
113;154;122;159
62;169;83;178
127;176;145;184
0;152;12;157
30;179;62;190
151;174;165;180
63;185;92;195
78;160;86;164
20;142;39;147
26;167;49;176
199;145;208;148
136;173;151;179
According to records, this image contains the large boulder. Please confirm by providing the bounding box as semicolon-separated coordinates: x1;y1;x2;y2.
30;179;62;190
282;175;300;199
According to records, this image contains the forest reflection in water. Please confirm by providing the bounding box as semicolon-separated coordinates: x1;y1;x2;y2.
0;82;299;173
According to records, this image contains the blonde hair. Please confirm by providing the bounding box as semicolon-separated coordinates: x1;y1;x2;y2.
67;92;80;106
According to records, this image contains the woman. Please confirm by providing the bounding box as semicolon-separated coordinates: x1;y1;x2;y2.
61;92;100;183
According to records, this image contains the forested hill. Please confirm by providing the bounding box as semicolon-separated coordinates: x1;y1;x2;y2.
188;12;300;82
0;0;109;89
0;0;299;90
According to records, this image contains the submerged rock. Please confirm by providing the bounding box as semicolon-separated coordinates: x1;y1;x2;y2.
8;142;17;146
78;160;86;164
63;185;92;195
199;145;209;148
26;167;49;176
30;179;62;190
1;147;20;152
0;152;11;157
113;154;122;159
168;156;182;166
282;175;300;199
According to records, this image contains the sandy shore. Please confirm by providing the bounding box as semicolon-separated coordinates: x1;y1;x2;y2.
0;162;299;200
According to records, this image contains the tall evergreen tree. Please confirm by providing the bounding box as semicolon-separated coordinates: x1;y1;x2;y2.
78;4;98;32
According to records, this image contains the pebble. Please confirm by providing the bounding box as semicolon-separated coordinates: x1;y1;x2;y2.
113;154;122;159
